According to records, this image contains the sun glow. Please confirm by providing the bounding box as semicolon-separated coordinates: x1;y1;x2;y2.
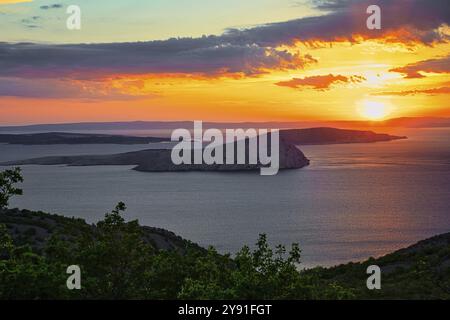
357;99;393;120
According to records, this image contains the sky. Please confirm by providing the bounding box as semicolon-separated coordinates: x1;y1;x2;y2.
0;0;449;125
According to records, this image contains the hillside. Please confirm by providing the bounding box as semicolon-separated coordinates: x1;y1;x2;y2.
1;207;449;299
310;232;450;299
0;208;202;254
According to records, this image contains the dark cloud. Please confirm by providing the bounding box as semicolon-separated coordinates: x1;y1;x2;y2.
0;41;314;79
374;86;450;96
311;0;366;11
40;3;63;10
0;0;447;81
0;0;448;99
21;15;42;29
275;74;365;90
223;0;450;46
390;55;450;78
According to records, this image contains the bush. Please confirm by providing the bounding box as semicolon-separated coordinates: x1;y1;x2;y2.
0;167;23;209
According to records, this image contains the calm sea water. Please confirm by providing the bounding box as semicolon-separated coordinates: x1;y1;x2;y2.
1;128;450;268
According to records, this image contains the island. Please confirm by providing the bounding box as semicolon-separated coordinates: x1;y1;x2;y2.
0;128;406;173
0;127;405;146
0;137;311;172
279;127;406;145
0;132;169;145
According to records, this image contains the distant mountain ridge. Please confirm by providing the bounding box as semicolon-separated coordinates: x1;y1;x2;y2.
0;117;449;133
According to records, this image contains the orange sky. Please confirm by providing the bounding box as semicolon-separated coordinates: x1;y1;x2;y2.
2;41;448;124
0;1;449;125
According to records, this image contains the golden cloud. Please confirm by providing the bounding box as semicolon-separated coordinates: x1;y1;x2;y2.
275;74;366;90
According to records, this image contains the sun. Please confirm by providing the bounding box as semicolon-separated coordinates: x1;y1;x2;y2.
357;99;392;120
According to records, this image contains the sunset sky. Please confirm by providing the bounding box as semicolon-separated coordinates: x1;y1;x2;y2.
0;0;449;124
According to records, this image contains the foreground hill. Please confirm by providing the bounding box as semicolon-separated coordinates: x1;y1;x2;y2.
0;208;202;254
1;207;448;299
309;232;450;299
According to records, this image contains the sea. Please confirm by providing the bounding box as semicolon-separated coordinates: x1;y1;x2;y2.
1;128;449;268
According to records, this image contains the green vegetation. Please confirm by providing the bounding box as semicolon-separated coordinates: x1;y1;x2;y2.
0;167;23;209
0;206;353;299
0;168;449;300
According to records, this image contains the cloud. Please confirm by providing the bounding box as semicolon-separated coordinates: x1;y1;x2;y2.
223;0;450;46
0;0;447;75
0;41;317;80
39;3;62;10
275;74;365;90
0;0;447;81
390;55;450;78
0;23;316;99
20;15;41;28
374;86;450;96
2;0;450;45
0;77;155;100
0;0;448;99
